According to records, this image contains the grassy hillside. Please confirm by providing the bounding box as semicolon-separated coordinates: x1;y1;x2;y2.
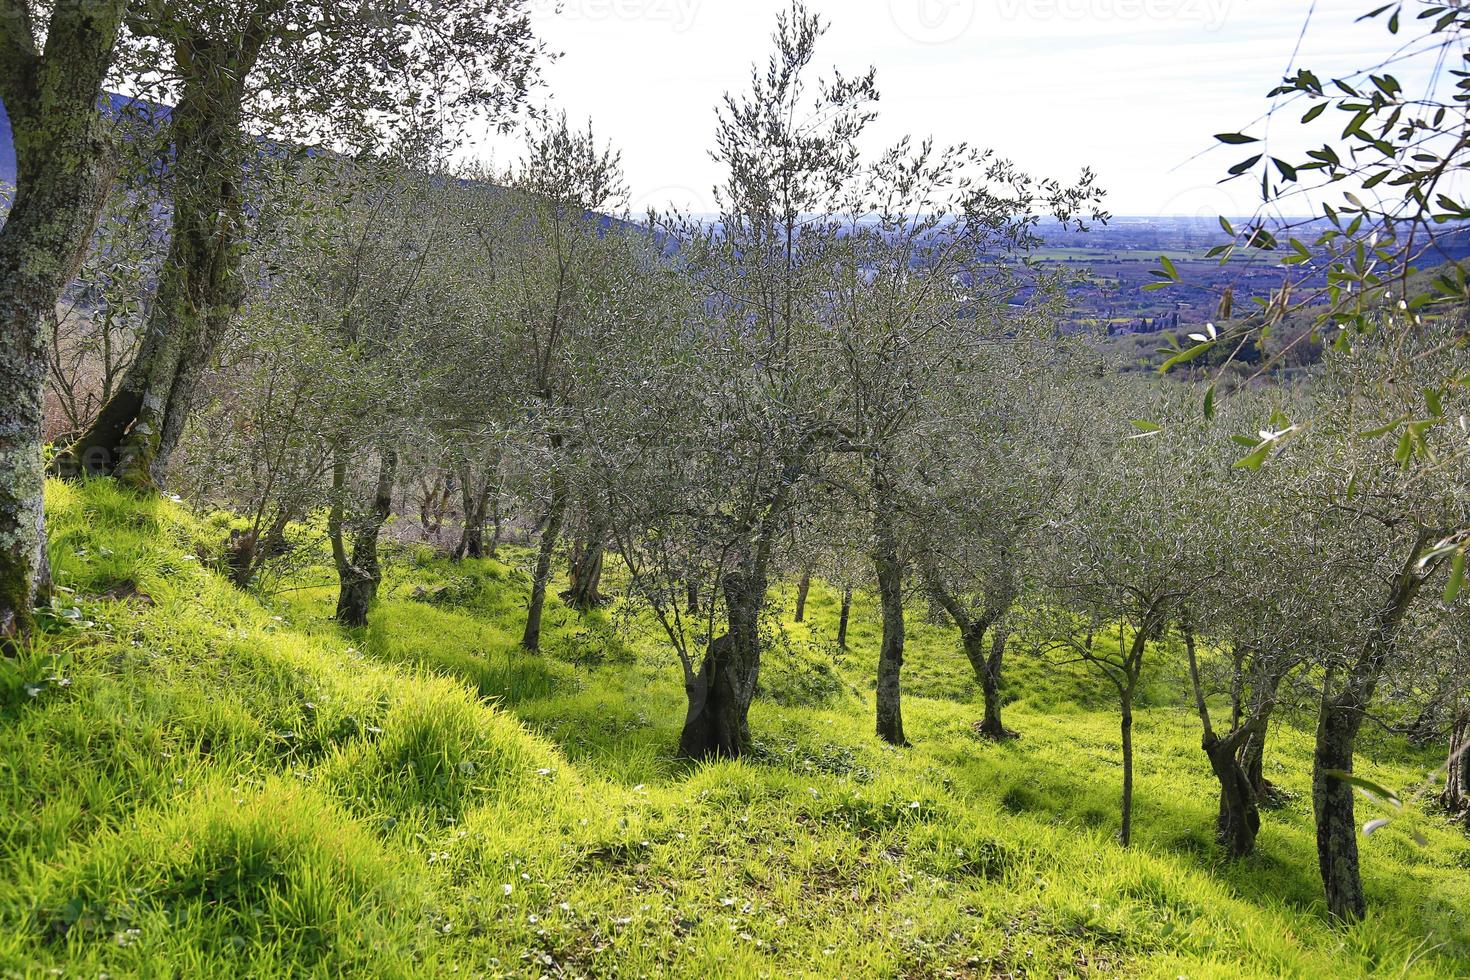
1;479;1466;977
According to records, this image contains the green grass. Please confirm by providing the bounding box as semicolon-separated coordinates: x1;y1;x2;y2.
1;478;1466;976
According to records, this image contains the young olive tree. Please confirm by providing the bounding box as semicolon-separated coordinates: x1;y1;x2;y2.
463;115;626;650
912;363;1094;741
1037;393;1232;848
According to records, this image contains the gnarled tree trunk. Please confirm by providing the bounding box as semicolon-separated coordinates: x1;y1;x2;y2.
563;502;608;610
678;570;764;759
1440;706;1468;823
0;1;126;647
454;464;491;561
330;449;398;628
60;46;255;489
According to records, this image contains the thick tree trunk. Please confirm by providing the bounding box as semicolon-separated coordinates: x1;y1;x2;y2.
873;509;908;747
0;1;126;647
793;572;811;622
1440;708;1468;821
677;570;764;759
59;54;252;489
836;587;852;650
1208;736;1260;857
330;450;397;628
521;477;569;651
1120;691;1134;847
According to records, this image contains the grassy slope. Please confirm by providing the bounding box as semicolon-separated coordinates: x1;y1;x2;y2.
1;479;1467;978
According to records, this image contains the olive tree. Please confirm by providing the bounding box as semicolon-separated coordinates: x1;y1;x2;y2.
912;364;1094;741
60;0;545;489
594;2;876;757
0;0;129;646
1036;392;1232;848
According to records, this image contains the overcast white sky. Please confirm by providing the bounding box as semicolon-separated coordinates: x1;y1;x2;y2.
469;1;1415;217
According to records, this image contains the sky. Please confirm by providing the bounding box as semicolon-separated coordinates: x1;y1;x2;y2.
469;1;1420;218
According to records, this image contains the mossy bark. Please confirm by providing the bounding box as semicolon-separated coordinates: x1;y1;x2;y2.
0;1;127;645
59;41;255;489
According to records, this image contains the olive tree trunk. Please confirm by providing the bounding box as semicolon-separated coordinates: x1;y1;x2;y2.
454;465;491;560
836;587;852;650
1441;707;1469;821
60;47;256;489
1312;539;1429;921
1185;627;1262;857
329;449;398;628
1120;687;1135;847
873;502;908;747
563;502;608;610
521;474;568;651
0;0;126;646
678;570;764;759
793;571;811;622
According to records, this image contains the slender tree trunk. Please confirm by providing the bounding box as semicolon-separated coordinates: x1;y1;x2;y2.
331;449;397;628
965;623;1015;741
793;571;811;622
521;476;569;651
686;578;700;615
1120;688;1135;847
0;1;126;646
60;52;253;489
836;587;852;650
873;505;908;747
678;570;764;759
1239;668;1285;800
1441;707;1469;821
